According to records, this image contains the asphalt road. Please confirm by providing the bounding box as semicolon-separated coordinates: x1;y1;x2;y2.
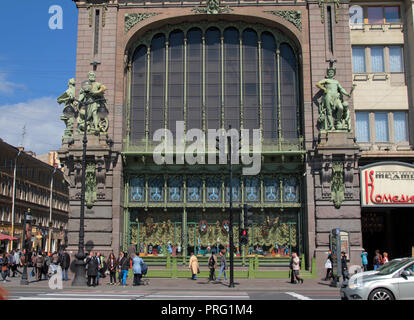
4;287;340;300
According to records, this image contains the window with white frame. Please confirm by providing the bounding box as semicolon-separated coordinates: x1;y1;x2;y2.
352;47;366;73
393;111;408;142
356;112;370;142
352;46;404;74
389;46;403;73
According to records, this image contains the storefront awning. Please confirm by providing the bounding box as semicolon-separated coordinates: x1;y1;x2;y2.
0;234;18;241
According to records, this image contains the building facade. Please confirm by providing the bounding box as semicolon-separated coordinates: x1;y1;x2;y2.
0;139;69;253
60;0;414;275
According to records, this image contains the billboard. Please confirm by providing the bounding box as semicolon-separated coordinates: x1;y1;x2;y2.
360;162;414;207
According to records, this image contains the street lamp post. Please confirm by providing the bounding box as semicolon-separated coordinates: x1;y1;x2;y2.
10;150;22;252
71;80;107;286
20;208;33;285
48;167;57;253
228;132;235;288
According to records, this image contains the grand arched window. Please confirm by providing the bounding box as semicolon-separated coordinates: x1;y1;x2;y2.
129;24;300;146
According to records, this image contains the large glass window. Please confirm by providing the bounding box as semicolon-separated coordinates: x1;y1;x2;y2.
168;31;184;136
206;28;221;131
242;29;259;132
280;44;298;140
131;46;147;141
371;47;384;73
384;7;400;23
187;28;202;131
389;46;403;73
394;112;408;142
367;7;383;24
352;47;366;73
149;34;166;138
375;112;389;142
356;112;370;142
261;33;277;140
130;26;300;144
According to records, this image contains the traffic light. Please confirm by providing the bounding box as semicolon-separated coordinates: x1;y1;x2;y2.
240;228;248;245
243;204;253;227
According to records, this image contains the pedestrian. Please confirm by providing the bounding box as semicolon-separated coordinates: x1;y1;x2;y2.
43;252;51;279
52;251;59;265
107;252;117;285
361;250;368;271
324;250;333;280
383;252;389;264
217;250;228;281
59;249;71;281
86;251;99;287
96;252;103;285
119;251;130;286
132;254;144;286
13;249;22;277
117;252;123;285
290;252;303;284
0;253;9;282
208;250;217;282
189;252;199;280
8;251;16;278
35;252;45;281
373;250;383;271
341;252;349;281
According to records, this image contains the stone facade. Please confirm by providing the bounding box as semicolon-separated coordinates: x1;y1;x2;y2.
60;0;414;276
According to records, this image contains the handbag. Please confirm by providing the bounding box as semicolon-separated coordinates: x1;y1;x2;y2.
325;259;332;269
1;266;7;272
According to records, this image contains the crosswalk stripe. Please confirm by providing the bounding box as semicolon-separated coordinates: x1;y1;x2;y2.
285;292;312;300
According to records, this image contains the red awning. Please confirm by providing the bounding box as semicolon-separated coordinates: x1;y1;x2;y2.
0;234;18;241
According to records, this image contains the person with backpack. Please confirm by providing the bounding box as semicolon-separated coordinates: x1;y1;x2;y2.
373;250;383;270
324;250;333;281
119;252;130;286
132;254;145;286
208;251;217;282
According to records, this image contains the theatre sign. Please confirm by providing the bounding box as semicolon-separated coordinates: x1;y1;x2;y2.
360;162;414;207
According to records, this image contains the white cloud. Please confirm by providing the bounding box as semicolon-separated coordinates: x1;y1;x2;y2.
0;73;25;94
0;97;66;155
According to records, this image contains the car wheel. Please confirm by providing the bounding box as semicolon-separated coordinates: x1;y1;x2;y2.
368;288;395;300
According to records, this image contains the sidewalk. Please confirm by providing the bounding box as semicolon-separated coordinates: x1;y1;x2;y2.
1;275;339;292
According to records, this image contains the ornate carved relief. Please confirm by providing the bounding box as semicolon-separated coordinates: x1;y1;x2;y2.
125;13;160;33
192;0;233;14
331;162;344;208
265;10;302;31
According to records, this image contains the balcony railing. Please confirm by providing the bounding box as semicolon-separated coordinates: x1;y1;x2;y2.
123;137;304;154
115;0;305;6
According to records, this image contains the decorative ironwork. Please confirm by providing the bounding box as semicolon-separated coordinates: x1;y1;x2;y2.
245;178;260;202
264;177;280;202
168;177;183;202
125;13;160;33
225;178;240;202
187;177;202;202
221;220;230;233
265;10;302;31
130;177;145;202
283;177;298;202
206;177;221;202
149;177;164;202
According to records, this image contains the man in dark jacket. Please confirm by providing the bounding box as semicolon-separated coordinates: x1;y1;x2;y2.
341;252;349;281
35;252;45;281
119;252;130;286
86;251;99;287
59;250;71;281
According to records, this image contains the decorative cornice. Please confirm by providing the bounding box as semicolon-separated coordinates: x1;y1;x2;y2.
265;10;302;32
125;13;160;33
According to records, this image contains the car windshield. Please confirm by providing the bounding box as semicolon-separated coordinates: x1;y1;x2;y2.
376;259;401;271
377;259;411;275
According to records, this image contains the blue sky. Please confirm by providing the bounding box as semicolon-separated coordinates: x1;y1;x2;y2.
0;0;78;155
